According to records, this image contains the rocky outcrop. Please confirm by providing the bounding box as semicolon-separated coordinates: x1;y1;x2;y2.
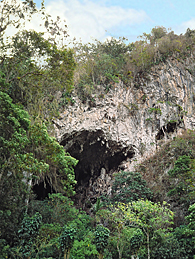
54;56;195;207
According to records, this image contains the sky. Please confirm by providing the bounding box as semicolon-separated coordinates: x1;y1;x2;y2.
10;0;195;43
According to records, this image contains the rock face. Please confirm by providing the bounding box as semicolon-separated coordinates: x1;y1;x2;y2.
54;56;195;208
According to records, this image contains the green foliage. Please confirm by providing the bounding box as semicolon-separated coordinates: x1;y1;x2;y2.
136;130;195;207
0;90;45;246
170;130;195;158
74;37;131;100
59;225;76;258
95;208;120;258
18;212;42;238
146;117;153;122
93;197;104;215
168;155;195;207
0;90;77;256
28;123;78;196
0;88;78;196
167;204;195;259
148;107;162;115
17;212;42;258
96;207;134;259
130;228;144;255
1;1;195;258
150;233;187;259
0;239;10;259
73;26;195;102
124;199;174;231
0;6;78;251
183;203;195;256
1;30;75;120
35;223;62;258
23;193;94;258
97;200;174;259
172;225;195;258
0;0;75;121
70;233;98;259
29;193;79;225
110;227;136;259
118;200;174;259
67;211;94;242
110;171;153;204
95;225;110;257
0;90;31;173
186;203;195;231
150;26;168;43
168;155;191;177
0;0;38;36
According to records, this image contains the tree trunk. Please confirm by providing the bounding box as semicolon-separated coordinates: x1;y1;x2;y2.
116;229;123;259
146;232;150;259
64;249;70;259
117;241;122;259
99;253;103;259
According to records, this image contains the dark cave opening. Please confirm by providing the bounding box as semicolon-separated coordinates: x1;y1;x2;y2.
32;130;134;203
166;121;177;133
75;146;133;187
33;180;56;200
61;130;135;191
156;121;178;140
156;127;165;140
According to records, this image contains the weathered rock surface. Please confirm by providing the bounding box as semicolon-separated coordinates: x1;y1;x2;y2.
54;56;195;208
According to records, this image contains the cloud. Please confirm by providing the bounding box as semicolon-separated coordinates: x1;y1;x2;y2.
175;18;195;35
3;0;149;44
45;0;149;42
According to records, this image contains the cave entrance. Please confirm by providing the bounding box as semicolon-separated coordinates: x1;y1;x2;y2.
32;179;56;200
156;120;181;141
60;129;135;209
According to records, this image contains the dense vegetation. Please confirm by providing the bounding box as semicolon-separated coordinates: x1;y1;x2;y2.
0;0;195;258
73;26;195;104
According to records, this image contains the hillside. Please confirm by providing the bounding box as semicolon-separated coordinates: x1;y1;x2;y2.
54;49;195;212
0;1;195;258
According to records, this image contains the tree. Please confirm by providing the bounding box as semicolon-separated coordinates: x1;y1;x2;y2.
59;225;76;259
27;122;78;196
186;203;195;232
70;233;98;259
0;0;38;36
0;0;68;42
1;30;76;121
0;89;34;181
73;37;131;102
17;212;42;258
150;232;186;259
95;225;110;259
93;197;104;215
150;26;167;44
0;85;78;194
0;0;75;122
0;89;47;245
96;207;139;259
0;89;78;253
130;228;144;258
184;203;195;256
111;171;153;204
118;200;174;259
168;155;195;208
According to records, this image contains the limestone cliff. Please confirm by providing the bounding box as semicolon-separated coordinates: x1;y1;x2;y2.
54;55;195;209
